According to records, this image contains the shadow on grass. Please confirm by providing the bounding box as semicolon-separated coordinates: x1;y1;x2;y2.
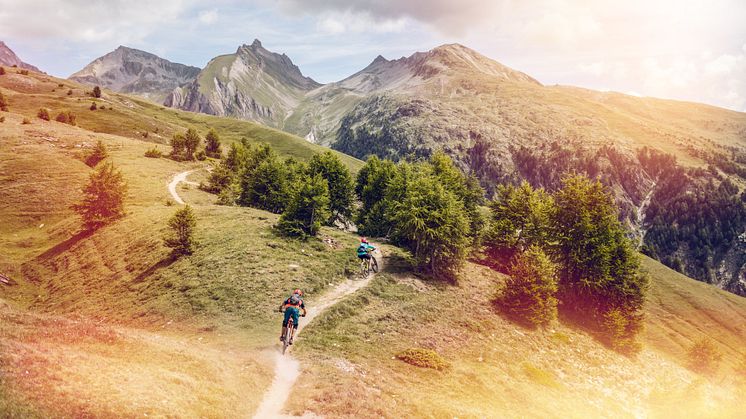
134;255;178;283
35;229;95;260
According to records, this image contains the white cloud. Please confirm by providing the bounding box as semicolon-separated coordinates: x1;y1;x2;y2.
198;9;218;25
314;11;408;35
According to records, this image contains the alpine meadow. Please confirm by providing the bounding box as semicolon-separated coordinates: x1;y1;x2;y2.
2;1;746;418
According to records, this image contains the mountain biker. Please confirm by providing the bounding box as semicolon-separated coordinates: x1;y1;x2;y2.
279;289;306;345
357;237;376;263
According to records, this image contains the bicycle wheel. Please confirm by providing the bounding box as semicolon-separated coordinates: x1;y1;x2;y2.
360;260;368;277
371;257;379;273
283;319;293;355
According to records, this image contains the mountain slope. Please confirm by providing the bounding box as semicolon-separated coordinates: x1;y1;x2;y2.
1;69;744;418
69;46;200;103
0;41;40;72
165;39;320;128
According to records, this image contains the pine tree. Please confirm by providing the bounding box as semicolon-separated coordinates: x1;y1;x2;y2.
355;156;398;236
499;245;558;328
241;155;291;213
164;205;197;256
72;162;127;229
489;181;554;251
204;129;222;158
170;133;186;160
277;174;330;238
308;151;354;225
37;108;50;121
84;140;108;167
183;128;201;160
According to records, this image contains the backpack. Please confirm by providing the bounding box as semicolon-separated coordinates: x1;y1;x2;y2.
289;293;301;305
357;244;368;255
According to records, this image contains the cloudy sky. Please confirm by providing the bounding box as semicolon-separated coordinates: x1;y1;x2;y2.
1;0;744;111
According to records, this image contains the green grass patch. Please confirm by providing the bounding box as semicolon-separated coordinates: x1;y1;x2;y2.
396;348;450;371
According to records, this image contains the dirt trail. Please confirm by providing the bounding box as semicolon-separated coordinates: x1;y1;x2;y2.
168;170;198;205
252;254;381;419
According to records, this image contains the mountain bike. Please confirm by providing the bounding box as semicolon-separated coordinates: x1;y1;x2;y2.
359;250;379;278
282;317;294;355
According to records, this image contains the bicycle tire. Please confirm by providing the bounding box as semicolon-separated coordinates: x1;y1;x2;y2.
371;257;379;273
283;318;293;355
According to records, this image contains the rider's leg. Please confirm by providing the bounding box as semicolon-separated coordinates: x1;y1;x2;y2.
280;326;287;341
289;309;299;344
281;310;291;341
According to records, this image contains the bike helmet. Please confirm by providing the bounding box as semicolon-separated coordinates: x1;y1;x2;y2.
293;289;303;296
361;237;368;243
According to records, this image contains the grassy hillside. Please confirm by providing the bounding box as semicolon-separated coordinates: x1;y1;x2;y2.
0;68;362;171
1;67;745;418
290;255;746;418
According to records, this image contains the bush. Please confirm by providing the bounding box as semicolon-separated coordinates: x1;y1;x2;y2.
144;147;162;158
204;128;222;158
72;162;127;230
37;108;50;121
58;83;64;88
0;67;5;75
67;89;73;96
84;140;108;167
396;348;449;370
277;174;330;238
141;131;148;138
195;150;207;161
240;154;291;213
21;117;30;124
0;91;8;111
489;181;554;252
498;245;558;328
89;102;97;111
164;205;197;256
170;133;186;160
92;86;101;98
686;338;722;375
55;110;76;125
0;116;4;123
601;308;642;355
18;69;28;75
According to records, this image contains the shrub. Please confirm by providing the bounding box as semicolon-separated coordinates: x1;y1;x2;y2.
18;69;29;75
686;338;722;375
498;245;558;328
195;150;206;161
522;363;562;389
0;116;5;123
21;117;30;124
141;131;148;138
37;108;50;121
204;128;222;158
144;147;162;158
164;205;197;256
89;102;97;111
601;308;642;355
84;140;108;167
0;91;8;111
67;89;73;96
55;110;76;125
72;162;127;230
355;156;398;236
308;151;355;226
92;85;101;98
396;348;449;370
0;67;5;75
58;83;64;88
277;174;330;238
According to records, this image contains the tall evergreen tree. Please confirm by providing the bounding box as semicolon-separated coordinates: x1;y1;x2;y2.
183;128;201;160
84;140;109;167
277;174;330;238
164;205;197;256
72;162;127;230
204;129;222;158
309;151;354;226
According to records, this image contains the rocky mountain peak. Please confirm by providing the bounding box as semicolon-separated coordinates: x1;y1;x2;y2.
0;40;41;72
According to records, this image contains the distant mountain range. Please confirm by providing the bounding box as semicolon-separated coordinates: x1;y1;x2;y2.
58;40;746;296
0;41;40;72
69;46;201;103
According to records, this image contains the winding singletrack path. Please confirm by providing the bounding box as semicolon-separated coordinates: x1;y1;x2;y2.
252;255;382;419
168;170;198;205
